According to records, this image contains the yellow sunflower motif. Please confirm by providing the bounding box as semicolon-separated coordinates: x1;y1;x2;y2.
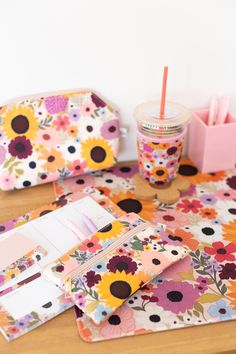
96;270;141;309
2;105;38;140
95;220;125;241
81;137;115;170
152;166;169;181
110;191;158;221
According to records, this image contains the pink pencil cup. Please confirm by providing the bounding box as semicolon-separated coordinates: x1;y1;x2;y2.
188;109;236;173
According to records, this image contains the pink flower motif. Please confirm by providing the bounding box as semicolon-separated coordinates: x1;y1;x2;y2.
0;171;15;191
215;189;236;201
155;209;188;229
176;199;203;213
111;164;139;178
140;251;170;273
75;293;85;308
143;144;153;152
99;305;135;339
68;160;87;176
0;219;16;234
167;159;178;169
153;280;200;314
53;115;70;131
80;102;96;116
35;127;61;148
45;95;68;114
0;145;6;164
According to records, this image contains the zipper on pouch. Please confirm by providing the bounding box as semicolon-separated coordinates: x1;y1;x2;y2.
63;222;151;298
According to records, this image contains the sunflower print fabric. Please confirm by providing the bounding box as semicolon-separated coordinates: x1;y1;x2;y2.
0;90;120;190
69;215;189;325
52;159;236;342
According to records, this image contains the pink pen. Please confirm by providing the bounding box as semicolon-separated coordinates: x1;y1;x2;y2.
65;219;87;241
81;213;98;233
216;96;230;125
208;96;218;126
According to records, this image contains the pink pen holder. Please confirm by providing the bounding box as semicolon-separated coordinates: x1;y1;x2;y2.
188;109;236;173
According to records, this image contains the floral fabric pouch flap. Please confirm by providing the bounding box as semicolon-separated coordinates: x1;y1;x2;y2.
65;213;189;325
0;90;120;190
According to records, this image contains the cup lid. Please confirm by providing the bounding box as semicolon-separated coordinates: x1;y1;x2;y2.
134;101;191;137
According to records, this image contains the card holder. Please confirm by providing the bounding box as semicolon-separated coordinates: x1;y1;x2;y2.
65;214;189;325
0;234;47;287
0;246;47;286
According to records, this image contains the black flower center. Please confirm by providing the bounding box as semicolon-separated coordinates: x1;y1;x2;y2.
110;280;131;299
217;248;227;254
120;167;131;173
11;115;29;134
99;223;112;233
15;142;26;152
48;155;55;162
108;315;121;325
86;125;93;132
152;258;160;265
178;164;198;176
219;308;226;314
149;314;161;323
168;235;182;242
117;198;142;214
90;146;106;163
116;262;129;272
201;227;215;236
109;126;116;132
156;170;165;176
76;179;85;185
167;291;183;302
87;242;94;248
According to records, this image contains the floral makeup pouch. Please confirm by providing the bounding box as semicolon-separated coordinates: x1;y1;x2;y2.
0;90;120;190
64;213;189;325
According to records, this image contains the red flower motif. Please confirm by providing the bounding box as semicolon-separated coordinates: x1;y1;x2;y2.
204;242;236;262
79;236;102;253
176;199;203;213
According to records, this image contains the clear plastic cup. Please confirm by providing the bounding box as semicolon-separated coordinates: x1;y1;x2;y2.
134;101;191;187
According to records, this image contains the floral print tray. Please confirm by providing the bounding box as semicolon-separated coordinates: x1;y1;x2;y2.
54;158;236;342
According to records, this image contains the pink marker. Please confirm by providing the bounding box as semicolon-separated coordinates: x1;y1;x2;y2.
216;96;230;125
208;96;218;126
81;213;98;233
65;220;87;241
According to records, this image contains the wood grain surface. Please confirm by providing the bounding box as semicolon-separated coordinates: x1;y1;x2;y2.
0;183;236;354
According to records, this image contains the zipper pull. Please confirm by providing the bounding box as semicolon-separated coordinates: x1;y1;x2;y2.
64;276;72;299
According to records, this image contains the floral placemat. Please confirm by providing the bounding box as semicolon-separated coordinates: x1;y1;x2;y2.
53;157;236;342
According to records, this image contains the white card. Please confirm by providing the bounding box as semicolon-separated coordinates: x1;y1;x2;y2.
0;275;63;319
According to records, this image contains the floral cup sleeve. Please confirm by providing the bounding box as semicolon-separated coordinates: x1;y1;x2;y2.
66;214;189;325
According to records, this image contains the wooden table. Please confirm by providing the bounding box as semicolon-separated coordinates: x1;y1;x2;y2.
0;183;236;354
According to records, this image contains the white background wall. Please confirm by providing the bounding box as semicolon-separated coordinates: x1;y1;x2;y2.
0;0;235;160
